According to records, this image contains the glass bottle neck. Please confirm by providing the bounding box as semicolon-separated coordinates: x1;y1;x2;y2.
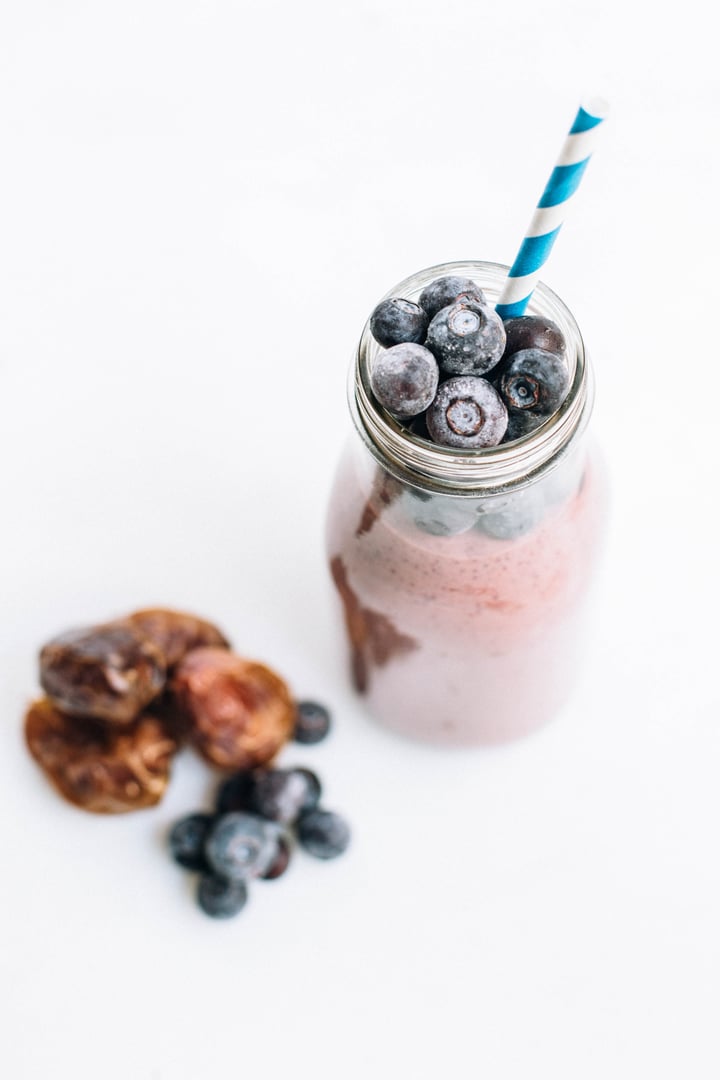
350;260;593;496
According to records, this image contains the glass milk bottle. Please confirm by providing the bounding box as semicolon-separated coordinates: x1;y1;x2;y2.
326;261;608;745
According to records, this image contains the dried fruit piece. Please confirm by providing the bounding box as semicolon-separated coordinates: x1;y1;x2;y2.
122;608;230;669
169;647;295;770
39;624;166;726
24;698;178;813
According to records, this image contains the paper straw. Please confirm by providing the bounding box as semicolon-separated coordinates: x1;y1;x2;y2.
496;98;609;319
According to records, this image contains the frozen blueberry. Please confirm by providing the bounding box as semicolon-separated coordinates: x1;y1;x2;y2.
297;808;351;860
369;297;428;347
197;872;248;918
402;482;433;504
168;813;214;872
216;771;255;814
425;299;505;377
205;812;280;880
293;701;331;745
426;376;508;449
503;410;544;442
371;343;439;417
249;767;321;825
419;275;486;320
260;834;292;881
406;411;432;440
476;490;544;540
406;493;479;537
502;315;566;361
497;348;570;439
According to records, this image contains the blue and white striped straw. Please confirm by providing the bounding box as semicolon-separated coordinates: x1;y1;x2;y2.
496;98;609;319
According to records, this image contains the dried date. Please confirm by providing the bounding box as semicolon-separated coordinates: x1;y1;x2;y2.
39;624;166;726
122;608;230;669
24;698;179;814
169;647;294;770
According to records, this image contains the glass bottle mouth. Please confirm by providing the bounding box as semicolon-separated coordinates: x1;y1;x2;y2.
350;260;593;496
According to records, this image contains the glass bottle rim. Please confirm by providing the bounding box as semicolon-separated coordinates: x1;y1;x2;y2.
349;259;594;495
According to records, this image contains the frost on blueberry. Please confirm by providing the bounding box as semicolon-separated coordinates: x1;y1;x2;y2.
426;376;508;449
419;275;486;320
370;342;439;417
369;297;428;348
425;299;505;377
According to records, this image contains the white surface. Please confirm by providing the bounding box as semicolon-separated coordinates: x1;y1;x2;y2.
1;3;719;1078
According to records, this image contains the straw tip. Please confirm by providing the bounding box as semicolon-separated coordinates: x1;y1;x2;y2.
580;96;611;122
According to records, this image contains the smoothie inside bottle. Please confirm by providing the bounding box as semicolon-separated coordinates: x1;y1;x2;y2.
326;261;608;746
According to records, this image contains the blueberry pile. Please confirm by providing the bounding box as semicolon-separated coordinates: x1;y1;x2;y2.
168;700;351;919
368;275;570;448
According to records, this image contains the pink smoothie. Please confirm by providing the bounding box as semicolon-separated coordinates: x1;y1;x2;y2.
326;445;608;745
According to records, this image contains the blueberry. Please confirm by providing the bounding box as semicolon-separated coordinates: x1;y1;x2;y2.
395;483;434;530
371;343;439;417
502;315;566;360
406;493;479;537
503;410;544;442
293;701;331;745
260;834;292;880
250;767;322;825
205;812;280;880
476;490;544;540
297;808;351;860
405;411;432;440
370;297;428;347
426;376;508;449
216;771;255;814
418;276;486;320
197;872;248;918
168;813;214;872
425;299;505;377
496;348;570;438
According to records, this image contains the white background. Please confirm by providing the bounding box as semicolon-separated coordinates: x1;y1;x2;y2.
1;2;718;1078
